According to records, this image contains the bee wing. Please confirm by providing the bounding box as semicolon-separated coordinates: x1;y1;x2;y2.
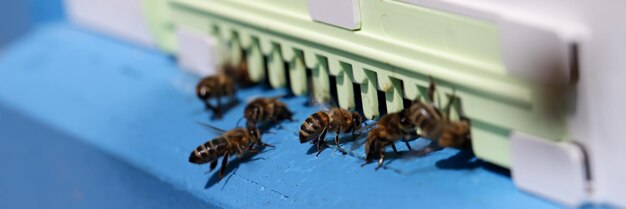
306;98;334;113
349;121;377;151
195;121;227;135
349;136;367;151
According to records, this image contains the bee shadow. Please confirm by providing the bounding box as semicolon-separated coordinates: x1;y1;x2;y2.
204;147;269;189
305;143;322;155
434;148;511;177
304;134;362;155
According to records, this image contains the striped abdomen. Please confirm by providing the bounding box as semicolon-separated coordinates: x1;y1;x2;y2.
299;111;330;143
188;137;229;164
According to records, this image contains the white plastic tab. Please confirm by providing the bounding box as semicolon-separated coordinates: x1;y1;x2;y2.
307;0;362;30
510;132;588;207
175;27;219;77
65;0;155;46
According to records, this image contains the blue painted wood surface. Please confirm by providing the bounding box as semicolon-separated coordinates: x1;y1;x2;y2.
0;104;212;209
0;0;63;47
0;23;564;209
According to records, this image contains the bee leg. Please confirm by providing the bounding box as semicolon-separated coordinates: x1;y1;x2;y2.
335;130;348;155
205;160;219;174
218;151;230;180
315;128;328;157
375;151;385;170
361;153;372;167
334;130;341;146
210;160;218;171
428;76;436;103
257;139;275;148
404;141;412;151
315;140;327;157
443;89;457;120
203;100;216;112
390;143;399;153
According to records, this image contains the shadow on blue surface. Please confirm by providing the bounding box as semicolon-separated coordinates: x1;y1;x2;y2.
204;148;270;190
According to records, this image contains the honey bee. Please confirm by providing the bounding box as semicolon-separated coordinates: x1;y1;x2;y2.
188;125;270;180
363;78;472;169
364;109;417;169
299;108;365;156
407;97;471;150
244;97;294;130
406;79;472;152
196;73;237;119
224;56;254;87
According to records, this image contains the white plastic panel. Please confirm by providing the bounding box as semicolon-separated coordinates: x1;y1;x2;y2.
580;1;626;205
510;132;588;207
175;27;219;76
64;0;155;46
307;0;361;30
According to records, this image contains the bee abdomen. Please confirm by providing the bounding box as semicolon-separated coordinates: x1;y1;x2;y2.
192;137;228;163
299;112;329;143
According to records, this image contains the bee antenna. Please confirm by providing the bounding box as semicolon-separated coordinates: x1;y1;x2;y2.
236;117;245;127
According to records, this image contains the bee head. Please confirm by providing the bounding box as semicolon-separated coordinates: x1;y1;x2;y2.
197;86;209;98
351;112;364;130
399;112;415;130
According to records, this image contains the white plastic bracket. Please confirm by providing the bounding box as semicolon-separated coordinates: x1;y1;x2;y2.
510;132;589;207
307;0;362;30
175;26;220;77
65;0;155;47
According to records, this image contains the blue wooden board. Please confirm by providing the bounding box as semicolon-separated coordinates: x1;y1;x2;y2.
0;23;564;209
0;104;211;209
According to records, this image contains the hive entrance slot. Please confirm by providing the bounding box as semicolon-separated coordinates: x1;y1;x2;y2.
352;82;364;117
304;67;315;106
261;55;271;88
283;60;295;96
328;75;339;107
377;90;388;116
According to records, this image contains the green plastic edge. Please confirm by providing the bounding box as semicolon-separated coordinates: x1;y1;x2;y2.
143;0;568;168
